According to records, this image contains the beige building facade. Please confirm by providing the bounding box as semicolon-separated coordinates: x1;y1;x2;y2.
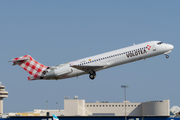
64;98;170;116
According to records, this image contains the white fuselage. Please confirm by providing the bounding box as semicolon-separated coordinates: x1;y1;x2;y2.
45;41;174;80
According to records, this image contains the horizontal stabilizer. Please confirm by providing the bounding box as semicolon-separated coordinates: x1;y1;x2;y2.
10;57;30;66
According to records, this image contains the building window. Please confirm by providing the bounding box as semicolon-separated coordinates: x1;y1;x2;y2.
128;105;130;107
90;105;92;107
96;105;98;107
99;105;101;107
112;105;114;107
115;105;117;107
135;105;136;107
131;105;133;107
93;105;95;107
122;105;124;107
119;105;121;107
109;105;111;107
87;105;89;107
103;105;105;107
106;105;108;107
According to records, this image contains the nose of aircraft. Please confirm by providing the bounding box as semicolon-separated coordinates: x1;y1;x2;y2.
169;44;174;50
165;44;174;51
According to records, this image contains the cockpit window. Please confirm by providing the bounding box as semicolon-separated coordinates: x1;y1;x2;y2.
157;42;163;45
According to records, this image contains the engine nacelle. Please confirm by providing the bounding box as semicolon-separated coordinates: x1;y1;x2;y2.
45;66;72;79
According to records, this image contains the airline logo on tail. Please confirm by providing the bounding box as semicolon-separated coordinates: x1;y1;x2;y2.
53;114;59;120
11;55;49;80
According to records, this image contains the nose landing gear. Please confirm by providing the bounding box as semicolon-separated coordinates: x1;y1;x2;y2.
165;54;169;59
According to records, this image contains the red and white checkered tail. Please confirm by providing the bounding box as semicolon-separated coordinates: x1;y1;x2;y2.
11;55;49;80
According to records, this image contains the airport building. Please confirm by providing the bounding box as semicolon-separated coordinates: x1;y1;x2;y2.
6;96;170;117
64;97;170;116
0;83;179;120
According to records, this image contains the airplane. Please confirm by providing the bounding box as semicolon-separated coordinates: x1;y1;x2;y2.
9;41;174;80
53;114;59;120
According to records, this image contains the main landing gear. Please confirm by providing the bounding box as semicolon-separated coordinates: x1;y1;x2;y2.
165;54;169;59
89;70;96;80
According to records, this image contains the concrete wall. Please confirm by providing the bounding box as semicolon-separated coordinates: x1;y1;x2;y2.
142;100;170;116
85;101;141;116
64;99;85;116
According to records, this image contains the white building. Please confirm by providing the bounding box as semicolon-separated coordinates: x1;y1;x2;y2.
64;97;170;116
7;96;170;117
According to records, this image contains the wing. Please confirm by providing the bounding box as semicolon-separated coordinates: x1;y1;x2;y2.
71;65;104;73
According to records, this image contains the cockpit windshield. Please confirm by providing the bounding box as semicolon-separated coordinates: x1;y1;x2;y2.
157;41;163;45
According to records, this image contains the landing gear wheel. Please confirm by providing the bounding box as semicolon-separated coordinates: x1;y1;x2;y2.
89;70;96;80
166;55;169;59
89;74;95;80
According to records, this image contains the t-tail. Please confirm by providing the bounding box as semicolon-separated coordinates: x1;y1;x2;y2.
10;55;50;80
53;114;59;120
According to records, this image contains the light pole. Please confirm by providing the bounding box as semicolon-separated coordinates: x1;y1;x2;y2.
46;100;48;110
56;102;58;110
121;85;129;120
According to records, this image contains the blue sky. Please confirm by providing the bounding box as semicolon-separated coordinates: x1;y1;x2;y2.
0;0;179;113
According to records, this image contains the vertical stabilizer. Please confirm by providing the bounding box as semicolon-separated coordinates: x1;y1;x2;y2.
53;114;59;120
11;55;48;80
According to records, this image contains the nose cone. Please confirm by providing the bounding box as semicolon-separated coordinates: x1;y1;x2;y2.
169;44;174;50
165;44;174;50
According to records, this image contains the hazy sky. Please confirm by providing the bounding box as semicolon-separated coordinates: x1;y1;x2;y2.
1;0;179;113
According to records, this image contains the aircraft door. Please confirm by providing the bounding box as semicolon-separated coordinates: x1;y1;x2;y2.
152;45;156;51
